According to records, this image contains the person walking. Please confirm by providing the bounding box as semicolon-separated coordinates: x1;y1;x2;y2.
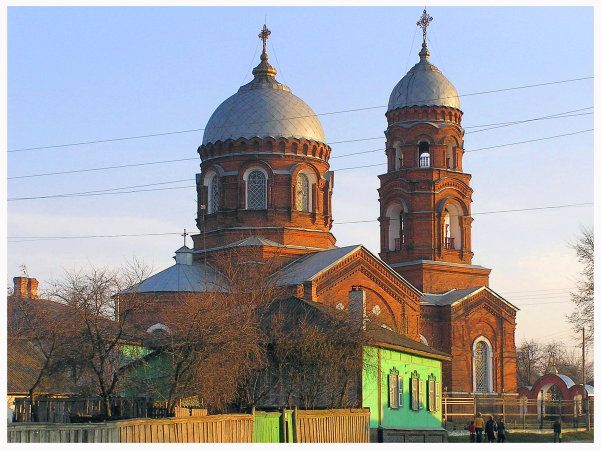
474;412;485;443
496;416;507;443
553;418;562;443
485;415;497;443
467;420;476;443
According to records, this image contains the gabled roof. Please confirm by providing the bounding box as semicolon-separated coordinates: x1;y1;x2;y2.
274;245;361;286
421;286;519;311
273;245;422;297
121;262;227;294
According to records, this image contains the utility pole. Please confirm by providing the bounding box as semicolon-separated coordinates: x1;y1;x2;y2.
582;327;590;431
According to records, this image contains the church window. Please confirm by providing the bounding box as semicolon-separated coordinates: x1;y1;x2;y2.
247;170;267;210
295;173;310;212
473;337;493;393
209;175;220;214
446;142;455;169
386;203;406;251
442;203;462;250
418;141;430;168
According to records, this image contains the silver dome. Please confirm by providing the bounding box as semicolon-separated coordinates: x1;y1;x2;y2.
202;47;325;146
388;43;460;111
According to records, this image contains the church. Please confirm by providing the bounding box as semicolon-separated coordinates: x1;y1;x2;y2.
126;11;519;406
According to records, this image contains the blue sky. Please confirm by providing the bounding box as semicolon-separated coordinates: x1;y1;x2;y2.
7;6;594;344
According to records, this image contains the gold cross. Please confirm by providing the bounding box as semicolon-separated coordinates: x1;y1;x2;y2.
258;24;271;54
416;9;433;45
181;229;189;247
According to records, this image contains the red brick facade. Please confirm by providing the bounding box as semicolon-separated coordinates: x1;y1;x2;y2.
378;103;518;394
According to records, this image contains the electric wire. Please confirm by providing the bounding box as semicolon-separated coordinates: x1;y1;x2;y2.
7;201;594;240
7;76;593;153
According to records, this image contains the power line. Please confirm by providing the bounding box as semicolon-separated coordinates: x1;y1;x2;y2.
465;129;593;154
8;232;184;242
7;76;593;153
7;201;594;240
8;178;193;201
334;202;592;225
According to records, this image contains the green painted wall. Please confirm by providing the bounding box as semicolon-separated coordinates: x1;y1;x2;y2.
121;353;172;400
362;346;443;430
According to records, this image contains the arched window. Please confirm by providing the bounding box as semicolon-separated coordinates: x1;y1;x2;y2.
209;175;220;214
446;142;455;169
386;203;406;251
442;203;462;250
418;141;430;168
393;145;403;170
246;170;267;210
296;173;310;212
473;337;493;393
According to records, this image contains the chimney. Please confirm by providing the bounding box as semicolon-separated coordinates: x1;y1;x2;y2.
348;286;367;330
13;276;39;299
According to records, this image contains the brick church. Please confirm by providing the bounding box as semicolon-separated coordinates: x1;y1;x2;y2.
127;16;518;396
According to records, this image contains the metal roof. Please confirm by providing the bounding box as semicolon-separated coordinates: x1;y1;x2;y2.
202;49;325;145
421;286;483;306
388;43;460;111
122;262;227;293
274;245;362;285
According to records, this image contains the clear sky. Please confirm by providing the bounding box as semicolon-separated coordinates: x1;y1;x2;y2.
7;6;594;345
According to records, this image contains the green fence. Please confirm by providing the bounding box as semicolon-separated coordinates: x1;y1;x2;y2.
252;409;294;443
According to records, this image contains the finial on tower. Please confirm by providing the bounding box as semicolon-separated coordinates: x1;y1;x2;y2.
252;23;277;78
181;228;189;247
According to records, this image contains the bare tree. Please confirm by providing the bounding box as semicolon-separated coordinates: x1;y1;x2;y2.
516;340;543;386
46;262;151;418
568;227;594;340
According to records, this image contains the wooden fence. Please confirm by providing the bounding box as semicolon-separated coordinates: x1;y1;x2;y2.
7;422;119;443
7;408;370;443
294;408;370;443
13;397;149;423
118;414;254;443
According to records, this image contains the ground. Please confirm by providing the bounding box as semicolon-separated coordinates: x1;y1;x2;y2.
447;429;594;443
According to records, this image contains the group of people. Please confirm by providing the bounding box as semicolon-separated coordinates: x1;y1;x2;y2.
467;412;507;443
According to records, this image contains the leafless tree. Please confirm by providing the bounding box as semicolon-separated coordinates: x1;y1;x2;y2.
45;261;152;418
567;227;594;341
516;340;544;386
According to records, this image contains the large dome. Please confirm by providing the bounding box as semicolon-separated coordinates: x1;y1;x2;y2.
202;44;325;146
388;43;460;112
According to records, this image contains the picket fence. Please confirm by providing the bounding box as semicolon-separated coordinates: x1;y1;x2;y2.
7;408;370;443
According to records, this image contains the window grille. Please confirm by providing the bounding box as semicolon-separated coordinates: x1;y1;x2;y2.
474;340;490;392
209;176;220;214
295;173;310;212
247;170;267;210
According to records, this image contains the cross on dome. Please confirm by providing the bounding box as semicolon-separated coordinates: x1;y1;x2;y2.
416;8;433;46
258;24;271;55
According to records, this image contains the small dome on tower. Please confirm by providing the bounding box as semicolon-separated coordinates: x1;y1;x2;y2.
202;25;325;146
388;10;460;112
388;42;460;112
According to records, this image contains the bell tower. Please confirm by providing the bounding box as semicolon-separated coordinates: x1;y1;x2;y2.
378;10;490;293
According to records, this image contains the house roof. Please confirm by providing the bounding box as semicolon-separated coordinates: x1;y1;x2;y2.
421;286;519;311
7;338;79;395
268;296;450;361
